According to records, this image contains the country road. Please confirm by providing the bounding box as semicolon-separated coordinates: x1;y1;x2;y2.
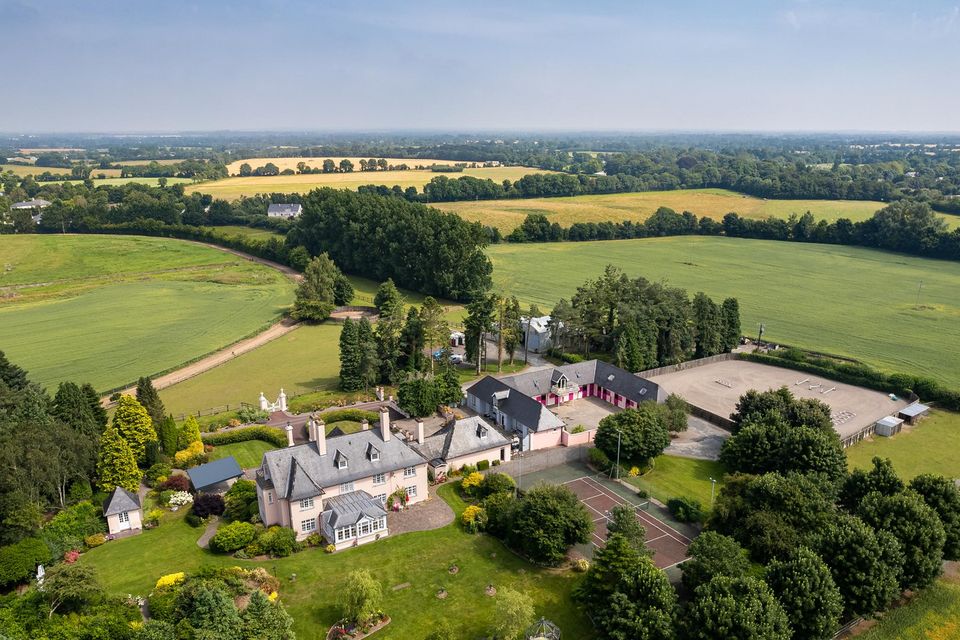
101;238;303;404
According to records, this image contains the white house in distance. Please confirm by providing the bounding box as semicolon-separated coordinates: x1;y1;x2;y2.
520;315;555;354
103;488;142;536
256;407;429;549
267;203;302;219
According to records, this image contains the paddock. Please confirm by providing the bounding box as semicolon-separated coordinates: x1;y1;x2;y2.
648;359;908;445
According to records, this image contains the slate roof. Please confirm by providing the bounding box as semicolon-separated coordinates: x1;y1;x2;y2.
321;490;386;530
411;416;511;463
103;487;141;516
259;429;426;500
11;198;51;209
187;457;244;492
468;375;564;432
267;203;302;217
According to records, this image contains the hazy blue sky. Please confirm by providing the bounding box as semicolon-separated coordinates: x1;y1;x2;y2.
2;0;958;132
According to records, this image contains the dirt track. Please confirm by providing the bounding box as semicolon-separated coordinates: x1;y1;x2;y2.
102;239;303;404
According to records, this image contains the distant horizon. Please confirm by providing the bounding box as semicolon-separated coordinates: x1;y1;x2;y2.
2;0;958;132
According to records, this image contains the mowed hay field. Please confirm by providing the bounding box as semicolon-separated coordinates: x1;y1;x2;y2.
437;188;895;232
0;235;295;392
1;163;72;176
187;166;553;200
488;236;960;387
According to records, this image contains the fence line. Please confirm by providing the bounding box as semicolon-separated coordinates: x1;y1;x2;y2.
635;353;737;379
174;402;253;422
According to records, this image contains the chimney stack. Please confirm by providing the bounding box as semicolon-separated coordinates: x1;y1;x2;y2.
316;418;327;456
380;407;391;442
361;419;369;431
284;422;294;447
417;420;424;445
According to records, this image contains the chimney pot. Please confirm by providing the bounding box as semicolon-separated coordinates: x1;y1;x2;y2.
316;418;327;456
284;422;294;447
417;420;424;445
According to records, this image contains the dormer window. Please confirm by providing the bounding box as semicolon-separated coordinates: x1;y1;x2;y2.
334;450;348;469
366;443;381;462
477;425;488;439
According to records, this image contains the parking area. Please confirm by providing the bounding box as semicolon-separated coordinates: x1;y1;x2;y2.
551;396;619;430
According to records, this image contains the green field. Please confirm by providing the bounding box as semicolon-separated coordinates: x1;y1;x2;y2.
856;574;960;640
186;166;554;200
436;188;904;232
623;455;727;507
0;235;295;392
207;225;284;240
81;484;591;640
1;163;72;176
208;440;277;468
488;236;960;387
847;410;960;479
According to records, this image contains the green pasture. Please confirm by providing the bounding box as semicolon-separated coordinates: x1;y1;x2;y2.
81;484;592;640
208;440;277;469
856;573;960;640
846;410;960;480
0;235;294;392
488;236;960;387
206;225;284;240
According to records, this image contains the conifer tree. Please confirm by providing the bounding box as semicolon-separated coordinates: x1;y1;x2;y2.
97;424;142;492
112;395;157;466
178;415;202;451
338;318;361;391
357;317;381;389
136;376;167;427
157;415;179;457
241;590;295;640
721;297;742;351
81;383;108;430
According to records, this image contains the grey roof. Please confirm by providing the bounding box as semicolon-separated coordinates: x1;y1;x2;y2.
412;416;511;463
467;375;564;432
103;487;141;516
267;203;302;216
899;403;930;417
260;429;426;501
187;457;244;492
876;416;904;428
321;490;386;530
11;198;51;209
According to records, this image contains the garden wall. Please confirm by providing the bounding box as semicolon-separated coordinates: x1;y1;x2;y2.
492;444;588;480
635;352;737;379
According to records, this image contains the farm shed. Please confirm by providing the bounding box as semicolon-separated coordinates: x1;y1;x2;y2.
898;403;930;425
875;415;904;437
187;456;244;493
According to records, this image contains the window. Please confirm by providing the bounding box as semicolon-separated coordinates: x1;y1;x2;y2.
337;458;347;469
375;493;387;505
373;473;385;485
403;466;416;478
406;485;418;498
339;481;354;493
298;497;314;511
267;492;274;505
118;511;129;524
301;518;317;532
373;516;386;531
359;520;371;536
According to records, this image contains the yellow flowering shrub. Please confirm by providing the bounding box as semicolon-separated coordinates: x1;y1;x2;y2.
268;591;279;602
155;572;185;590
460;505;488;533
174;440;206;468
460;472;484;496
628;466;640;477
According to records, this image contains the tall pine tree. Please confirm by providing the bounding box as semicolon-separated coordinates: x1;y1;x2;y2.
135;377;167;427
721;297;742;351
338;318;361;391
357;317;381;390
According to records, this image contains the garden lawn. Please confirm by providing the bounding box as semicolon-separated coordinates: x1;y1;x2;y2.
623;455;727;507
435;188;924;232
489;236;960;388
82;485;592;640
856;573;960;640
187;166;553;200
0;235;294;392
846;410;960;479
208;440;276;469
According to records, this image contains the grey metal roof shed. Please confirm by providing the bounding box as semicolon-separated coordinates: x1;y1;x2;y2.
187;457;244;492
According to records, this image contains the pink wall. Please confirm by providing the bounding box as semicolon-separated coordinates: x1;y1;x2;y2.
561;428;596;447
447;445;511;471
529;428;563;450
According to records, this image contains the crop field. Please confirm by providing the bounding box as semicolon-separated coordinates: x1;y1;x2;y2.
117;159;184;166
488;236;960;387
40;176;193;187
0;235;294;392
0;163;72;176
436;188;896;232
225;156;486;174
186;166;553;200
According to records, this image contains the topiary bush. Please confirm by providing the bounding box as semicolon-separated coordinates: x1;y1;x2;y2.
667;496;704;523
210;521;257;553
192;493;225;519
476;459;490;471
260;526;300;557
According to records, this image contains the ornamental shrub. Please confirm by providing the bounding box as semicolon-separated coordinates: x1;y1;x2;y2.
479;472;516;498
668;497;703;523
144;463;172;488
210;521;257;553
461;505;488;533
461;472;484;497
460;463;478;475
174;440;206;468
145;509;163;528
84;533;106;548
42;502;105;558
319;409;380;424
159;490;175;506
260;526;300;557
476;459;490;471
192;493;225;518
305;533;323;547
224;479;258;522
159;474;190;492
168;491;193;507
588;447;611;471
0;538;50;588
155;572;186;590
235;406;269;424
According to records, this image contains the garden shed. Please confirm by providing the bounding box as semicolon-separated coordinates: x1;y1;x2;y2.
103;487;143;535
187;456;244;494
874;415;904;437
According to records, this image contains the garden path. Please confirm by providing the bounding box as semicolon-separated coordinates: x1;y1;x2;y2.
196;516;220;549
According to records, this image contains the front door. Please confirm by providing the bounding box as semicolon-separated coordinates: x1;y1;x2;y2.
117;511;131;531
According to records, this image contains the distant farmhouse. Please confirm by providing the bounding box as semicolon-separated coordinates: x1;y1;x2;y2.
520;315;555;353
10;198;51;224
466;360;665;451
256;407;428;548
267;203;302;219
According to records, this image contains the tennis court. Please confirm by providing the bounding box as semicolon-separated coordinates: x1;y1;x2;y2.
563;475;692;569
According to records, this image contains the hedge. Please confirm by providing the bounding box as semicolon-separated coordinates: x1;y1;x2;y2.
0;537;51;587
319;409;380;425
209;521;257;553
202;426;287;448
739;352;960;412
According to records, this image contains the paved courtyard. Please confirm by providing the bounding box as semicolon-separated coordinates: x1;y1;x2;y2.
664;416;729;460
552;396;619;430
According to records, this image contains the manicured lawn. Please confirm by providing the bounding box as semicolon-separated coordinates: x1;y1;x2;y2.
326;420;363;435
623;455;727;507
81;484;592;640
846;410;960;479
187;166;553;200
207;440;276;469
489;236;960;388
0;235;294;392
856;573;960;640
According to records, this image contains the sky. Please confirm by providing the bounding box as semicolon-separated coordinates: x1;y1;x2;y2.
1;0;959;133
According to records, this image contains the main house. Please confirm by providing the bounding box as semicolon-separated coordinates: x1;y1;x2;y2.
256;407;429;549
409;415;512;475
465;360;664;451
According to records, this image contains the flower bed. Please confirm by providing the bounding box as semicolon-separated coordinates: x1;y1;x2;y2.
326;615;391;640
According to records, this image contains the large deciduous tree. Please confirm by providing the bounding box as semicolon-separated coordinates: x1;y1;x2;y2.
492;588;535;640
765;547;843;640
507;484;592;565
292;253;341;322
682;576;791;640
681;531;751;593
594;404;670;466
909;474;960;561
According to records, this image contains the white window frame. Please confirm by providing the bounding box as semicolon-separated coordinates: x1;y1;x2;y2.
337;458;347;469
298;497;314;511
301;517;317;532
375;493;386;504
339;481;354;493
370;450;380;462
403;466;416;478
406;484;418;498
267;491;274;504
373;473;385;485
118;511;129;524
359;519;372;536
